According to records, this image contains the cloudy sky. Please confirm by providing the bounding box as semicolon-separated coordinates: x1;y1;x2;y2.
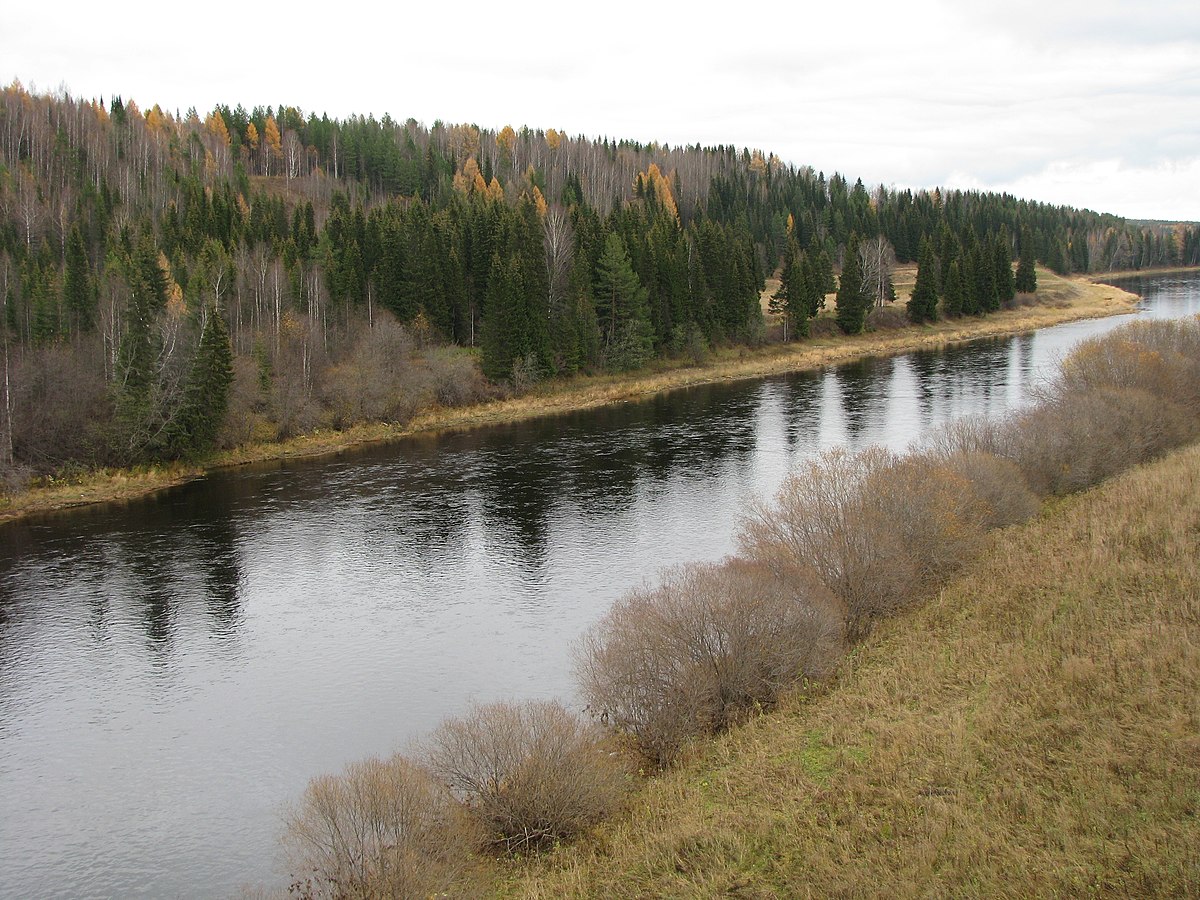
7;0;1199;220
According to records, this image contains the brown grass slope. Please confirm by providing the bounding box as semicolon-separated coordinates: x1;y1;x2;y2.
506;444;1200;898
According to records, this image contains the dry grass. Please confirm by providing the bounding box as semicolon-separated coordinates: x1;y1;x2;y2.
0;269;1137;525
501;443;1200;898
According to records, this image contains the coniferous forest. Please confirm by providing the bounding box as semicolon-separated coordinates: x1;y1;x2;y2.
2;83;1198;479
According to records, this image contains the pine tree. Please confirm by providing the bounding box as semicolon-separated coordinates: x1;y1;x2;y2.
1015;228;1038;293
835;233;868;334
907;237;939;324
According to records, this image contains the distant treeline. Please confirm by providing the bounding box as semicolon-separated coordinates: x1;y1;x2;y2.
1;83;1197;477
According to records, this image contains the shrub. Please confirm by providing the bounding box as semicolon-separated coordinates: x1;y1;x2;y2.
1048;319;1200;415
282;753;467;899
866;305;908;331
926;450;1040;529
420;699;628;853
1009;388;1195;496
739;446;996;638
576;559;843;767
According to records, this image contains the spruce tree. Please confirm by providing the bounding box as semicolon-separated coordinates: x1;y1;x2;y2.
480;255;529;382
769;241;809;340
960;251;982;316
993;233;1016;306
62;226;93;335
835;233;868;334
975;245;999;313
593;232;651;361
907;237;939;324
1015;227;1038;293
943;259;965;318
164;304;234;457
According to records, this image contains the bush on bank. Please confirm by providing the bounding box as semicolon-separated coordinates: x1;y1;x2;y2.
283;315;1200;894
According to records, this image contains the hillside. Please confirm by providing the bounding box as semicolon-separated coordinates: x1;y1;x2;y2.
501;443;1200;897
2;82;1197;490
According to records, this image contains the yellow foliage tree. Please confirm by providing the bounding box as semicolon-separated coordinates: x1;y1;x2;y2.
453;157;482;195
546;128;562;151
497;124;517;156
487;177;505;202
531;185;548;218
245;121;259;151
145;104;168;133
636;163;679;221
263;116;282;175
205;110;231;146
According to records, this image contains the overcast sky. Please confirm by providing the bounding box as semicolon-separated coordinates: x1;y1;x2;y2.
7;0;1199;221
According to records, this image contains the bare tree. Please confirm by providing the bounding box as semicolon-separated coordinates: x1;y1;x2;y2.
858;234;897;308
543;204;573;313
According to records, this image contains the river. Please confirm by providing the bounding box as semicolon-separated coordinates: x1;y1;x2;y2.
1;273;1197;898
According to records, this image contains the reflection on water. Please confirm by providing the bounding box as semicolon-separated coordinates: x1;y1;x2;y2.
1;273;1196;897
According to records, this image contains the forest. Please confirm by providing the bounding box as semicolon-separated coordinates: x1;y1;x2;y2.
2;82;1198;480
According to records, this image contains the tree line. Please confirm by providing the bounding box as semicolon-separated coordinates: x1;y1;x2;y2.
1;82;1197;479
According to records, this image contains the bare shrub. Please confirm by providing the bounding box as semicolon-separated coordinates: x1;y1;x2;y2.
866;305;907;330
217;355;273;449
420;699;628;853
809;316;841;338
426;347;492;408
1009;387;1195;496
739;446;993;639
923;414;1015;460
11;339;110;470
282;753;468;899
1050;318;1200;415
576;559;843;767
933;450;1040;529
324;317;429;428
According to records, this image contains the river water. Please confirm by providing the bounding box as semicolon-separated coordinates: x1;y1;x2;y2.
1;273;1197;898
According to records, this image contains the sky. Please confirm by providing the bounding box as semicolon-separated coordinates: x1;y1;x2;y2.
6;0;1199;221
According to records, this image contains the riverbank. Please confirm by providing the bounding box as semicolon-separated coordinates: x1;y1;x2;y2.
500;441;1200;897
0;268;1138;525
1089;264;1200;281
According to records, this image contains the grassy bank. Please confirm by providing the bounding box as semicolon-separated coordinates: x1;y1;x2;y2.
499;442;1200;898
0;269;1137;525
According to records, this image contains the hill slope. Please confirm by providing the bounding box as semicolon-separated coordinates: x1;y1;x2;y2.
506;443;1200;897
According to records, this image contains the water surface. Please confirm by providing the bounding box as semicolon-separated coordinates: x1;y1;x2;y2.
1;273;1196;898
